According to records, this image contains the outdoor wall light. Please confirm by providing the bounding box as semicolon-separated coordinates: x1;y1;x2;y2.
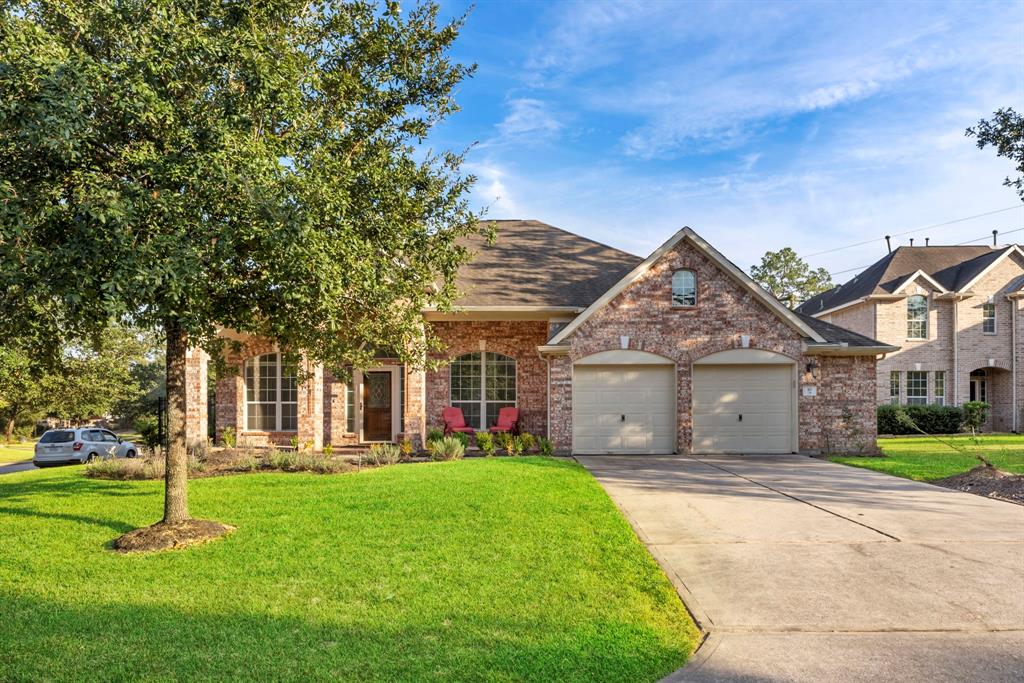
805;360;820;378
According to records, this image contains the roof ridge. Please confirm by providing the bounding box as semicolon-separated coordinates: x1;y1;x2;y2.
491;219;643;260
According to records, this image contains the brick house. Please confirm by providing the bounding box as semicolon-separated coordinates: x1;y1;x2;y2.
797;244;1024;433
186;221;897;455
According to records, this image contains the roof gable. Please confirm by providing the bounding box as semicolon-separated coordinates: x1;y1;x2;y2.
549;227;825;345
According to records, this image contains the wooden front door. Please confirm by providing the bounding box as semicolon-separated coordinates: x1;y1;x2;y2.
363;371;393;442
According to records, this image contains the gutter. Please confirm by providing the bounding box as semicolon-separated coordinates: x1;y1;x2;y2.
536;344;571;356
803;342;900;357
1010;293;1019;432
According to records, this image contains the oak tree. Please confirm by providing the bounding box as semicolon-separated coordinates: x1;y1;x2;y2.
0;1;480;538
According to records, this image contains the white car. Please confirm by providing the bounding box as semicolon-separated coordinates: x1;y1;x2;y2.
33;428;138;467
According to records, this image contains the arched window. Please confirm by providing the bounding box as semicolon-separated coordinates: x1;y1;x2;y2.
907;295;928;339
244;353;297;431
450;352;516;430
672;270;697;307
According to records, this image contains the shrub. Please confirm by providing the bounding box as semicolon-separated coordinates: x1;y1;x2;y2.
426;427;444;443
85;456;165;480
518;432;536;453
323;443;334;457
962;401;991;436
234;454;260;472
507;435;524;457
495;431;513;454
220;426;236;448
268;449;297;470
429;436;465;461
365;443;401;466
475;431;495;457
399;438;414;460
134;415;161;450
289;435;300;450
877;404;963;435
537;437;553;457
447;431;469;449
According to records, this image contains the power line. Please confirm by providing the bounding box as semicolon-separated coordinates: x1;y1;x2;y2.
804;205;1023;259
828;225;1024;278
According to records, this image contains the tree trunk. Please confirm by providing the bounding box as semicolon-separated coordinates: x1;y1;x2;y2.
163;321;190;524
5;415;15;444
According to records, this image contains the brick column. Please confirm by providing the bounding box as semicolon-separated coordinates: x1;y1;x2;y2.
547;353;572;453
404;366;426;448
184;347;209;446
297;360;324;450
215;368;243;445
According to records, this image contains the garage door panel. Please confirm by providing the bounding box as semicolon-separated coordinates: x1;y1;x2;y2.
692;364;794;454
573;364;676;455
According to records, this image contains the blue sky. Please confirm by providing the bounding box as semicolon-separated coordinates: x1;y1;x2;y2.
425;0;1024;278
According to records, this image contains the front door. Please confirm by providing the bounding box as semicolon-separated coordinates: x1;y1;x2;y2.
969;378;987;402
363;371;393;442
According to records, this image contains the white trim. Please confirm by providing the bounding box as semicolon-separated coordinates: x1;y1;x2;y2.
355;366;402;443
537;344;571;355
243;352;298;433
889;269;949;296
982;301;997;335
956;245;1024;293
807;297;867;319
548;227;826;345
574;349;674;365
694;349;795;365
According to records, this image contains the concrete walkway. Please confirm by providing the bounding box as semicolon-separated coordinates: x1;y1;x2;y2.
577;453;1024;682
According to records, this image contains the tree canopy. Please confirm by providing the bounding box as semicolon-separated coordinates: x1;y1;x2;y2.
750;247;833;308
0;0;480;530
967;107;1024;202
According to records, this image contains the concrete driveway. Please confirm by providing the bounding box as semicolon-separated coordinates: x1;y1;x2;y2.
577;453;1024;682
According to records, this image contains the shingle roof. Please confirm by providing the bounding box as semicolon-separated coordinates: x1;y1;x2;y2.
797;245;1013;315
453;219;643;307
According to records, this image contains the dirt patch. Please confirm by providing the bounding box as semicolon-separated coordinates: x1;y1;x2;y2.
933;466;1024;505
113;519;235;553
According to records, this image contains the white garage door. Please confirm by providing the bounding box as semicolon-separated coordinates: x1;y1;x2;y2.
572;365;675;454
692;364;795;453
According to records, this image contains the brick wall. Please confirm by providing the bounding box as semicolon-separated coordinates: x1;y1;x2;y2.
426;320;550;437
547;238;877;454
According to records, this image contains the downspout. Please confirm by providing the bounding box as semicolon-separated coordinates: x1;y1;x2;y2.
953;297;959;406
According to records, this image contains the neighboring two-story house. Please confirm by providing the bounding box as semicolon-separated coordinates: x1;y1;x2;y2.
797;244;1024;432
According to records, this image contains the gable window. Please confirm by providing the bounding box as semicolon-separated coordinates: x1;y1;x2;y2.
906;371;927;405
933;371;945;406
244;353;298;431
889;371;900;405
450;352;516;431
982;303;996;334
671;270;697;307
907;295;928;339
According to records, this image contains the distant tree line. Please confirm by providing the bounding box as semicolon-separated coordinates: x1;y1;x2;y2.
0;326;163;442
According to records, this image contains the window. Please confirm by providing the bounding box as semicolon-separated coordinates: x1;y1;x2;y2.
906;371;927;405
889;371;900;405
450;352;516;431
345;382;355;433
671;270;697;307
907;295;928;339
933;371;945;406
244;353;298;431
982;303;996;334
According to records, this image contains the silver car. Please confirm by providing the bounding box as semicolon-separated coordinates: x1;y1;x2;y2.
33;428;138;467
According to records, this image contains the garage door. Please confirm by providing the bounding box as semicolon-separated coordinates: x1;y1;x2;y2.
572;365;675;454
692;364;794;453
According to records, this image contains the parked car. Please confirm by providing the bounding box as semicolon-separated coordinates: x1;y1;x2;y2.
33;428;138;467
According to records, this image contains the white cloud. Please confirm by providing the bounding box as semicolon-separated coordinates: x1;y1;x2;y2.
468;162;519;217
495;98;563;139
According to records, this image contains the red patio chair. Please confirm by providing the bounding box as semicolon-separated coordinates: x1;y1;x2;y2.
489;407;520;435
442;407;476;436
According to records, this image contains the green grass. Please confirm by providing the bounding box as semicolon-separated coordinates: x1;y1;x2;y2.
0;441;34;463
831;434;1024;481
0;458;698;681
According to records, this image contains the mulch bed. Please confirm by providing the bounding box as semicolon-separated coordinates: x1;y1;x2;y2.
113;519;235;553
932;466;1024;505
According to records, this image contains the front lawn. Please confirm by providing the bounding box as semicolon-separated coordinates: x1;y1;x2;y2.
832;435;1024;481
0;441;34;463
0;458;697;681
